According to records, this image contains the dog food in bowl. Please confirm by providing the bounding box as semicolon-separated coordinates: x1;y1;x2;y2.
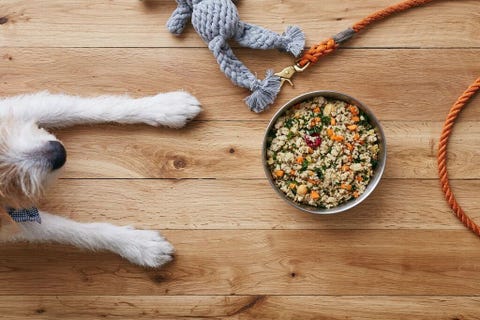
266;96;381;209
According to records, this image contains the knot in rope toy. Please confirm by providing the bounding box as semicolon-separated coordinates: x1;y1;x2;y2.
166;0;305;112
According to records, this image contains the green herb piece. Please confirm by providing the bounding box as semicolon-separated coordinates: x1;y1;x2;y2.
301;160;309;171
307;126;321;135
321;116;331;125
358;111;371;128
285;118;295;129
315;168;324;179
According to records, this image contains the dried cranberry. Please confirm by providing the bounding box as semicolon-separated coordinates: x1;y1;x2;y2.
304;133;322;148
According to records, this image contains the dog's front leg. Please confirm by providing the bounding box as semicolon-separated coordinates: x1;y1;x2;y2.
0;91;202;128
0;212;174;268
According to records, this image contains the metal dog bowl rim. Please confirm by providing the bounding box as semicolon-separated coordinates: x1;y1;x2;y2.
262;90;387;215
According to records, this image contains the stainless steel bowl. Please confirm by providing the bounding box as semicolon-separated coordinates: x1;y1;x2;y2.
262;91;387;214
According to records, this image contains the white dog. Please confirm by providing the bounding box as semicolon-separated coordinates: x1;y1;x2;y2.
0;91;202;267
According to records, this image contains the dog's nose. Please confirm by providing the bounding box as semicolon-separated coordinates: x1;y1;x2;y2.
45;141;67;170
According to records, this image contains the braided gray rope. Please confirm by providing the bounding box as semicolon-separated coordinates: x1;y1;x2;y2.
166;0;305;112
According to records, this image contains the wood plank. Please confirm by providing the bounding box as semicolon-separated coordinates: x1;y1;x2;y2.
1;230;480;295
1;48;479;121
41;179;479;230
1;0;478;48
47;120;480;179
0;295;479;320
1;0;479;316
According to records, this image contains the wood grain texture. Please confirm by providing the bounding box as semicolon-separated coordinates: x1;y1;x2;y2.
1;230;480;295
1;296;479;320
44;120;480;179
41;179;479;230
1;0;479;318
1;48;479;121
1;0;479;48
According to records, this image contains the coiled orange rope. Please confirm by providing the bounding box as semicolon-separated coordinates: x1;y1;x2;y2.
295;0;480;236
438;78;480;235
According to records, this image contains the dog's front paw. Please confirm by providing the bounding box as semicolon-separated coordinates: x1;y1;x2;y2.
141;91;202;128
116;228;175;268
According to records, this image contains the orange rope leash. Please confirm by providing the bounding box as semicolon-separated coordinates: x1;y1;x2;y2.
297;38;338;67
438;78;480;236
297;0;438;67
352;0;437;32
295;0;480;236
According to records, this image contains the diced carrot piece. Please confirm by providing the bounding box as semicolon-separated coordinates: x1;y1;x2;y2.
347;125;358;131
331;118;336;126
333;135;344;142
356;175;363;182
341;183;352;191
327;128;334;137
296;156;304;164
354;133;360;140
307;147;313;154
313;107;320;113
353;191;360;198
346;143;354;151
311;191;320;200
308;178;317;184
275;170;284;178
289;183;297;189
342;165;350;171
348;105;359;115
352;116;360;122
290;169;296;175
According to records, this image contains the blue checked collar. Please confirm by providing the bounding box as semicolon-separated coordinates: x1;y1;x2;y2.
7;207;41;224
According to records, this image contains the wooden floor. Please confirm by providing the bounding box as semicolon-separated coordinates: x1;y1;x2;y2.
1;0;480;319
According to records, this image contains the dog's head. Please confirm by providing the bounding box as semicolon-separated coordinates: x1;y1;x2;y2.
0;119;66;207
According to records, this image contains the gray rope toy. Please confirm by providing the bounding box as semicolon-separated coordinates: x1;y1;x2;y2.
166;0;305;113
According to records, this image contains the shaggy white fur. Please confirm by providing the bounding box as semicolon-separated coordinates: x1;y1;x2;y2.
0;91;201;128
0;91;201;267
9;212;175;267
